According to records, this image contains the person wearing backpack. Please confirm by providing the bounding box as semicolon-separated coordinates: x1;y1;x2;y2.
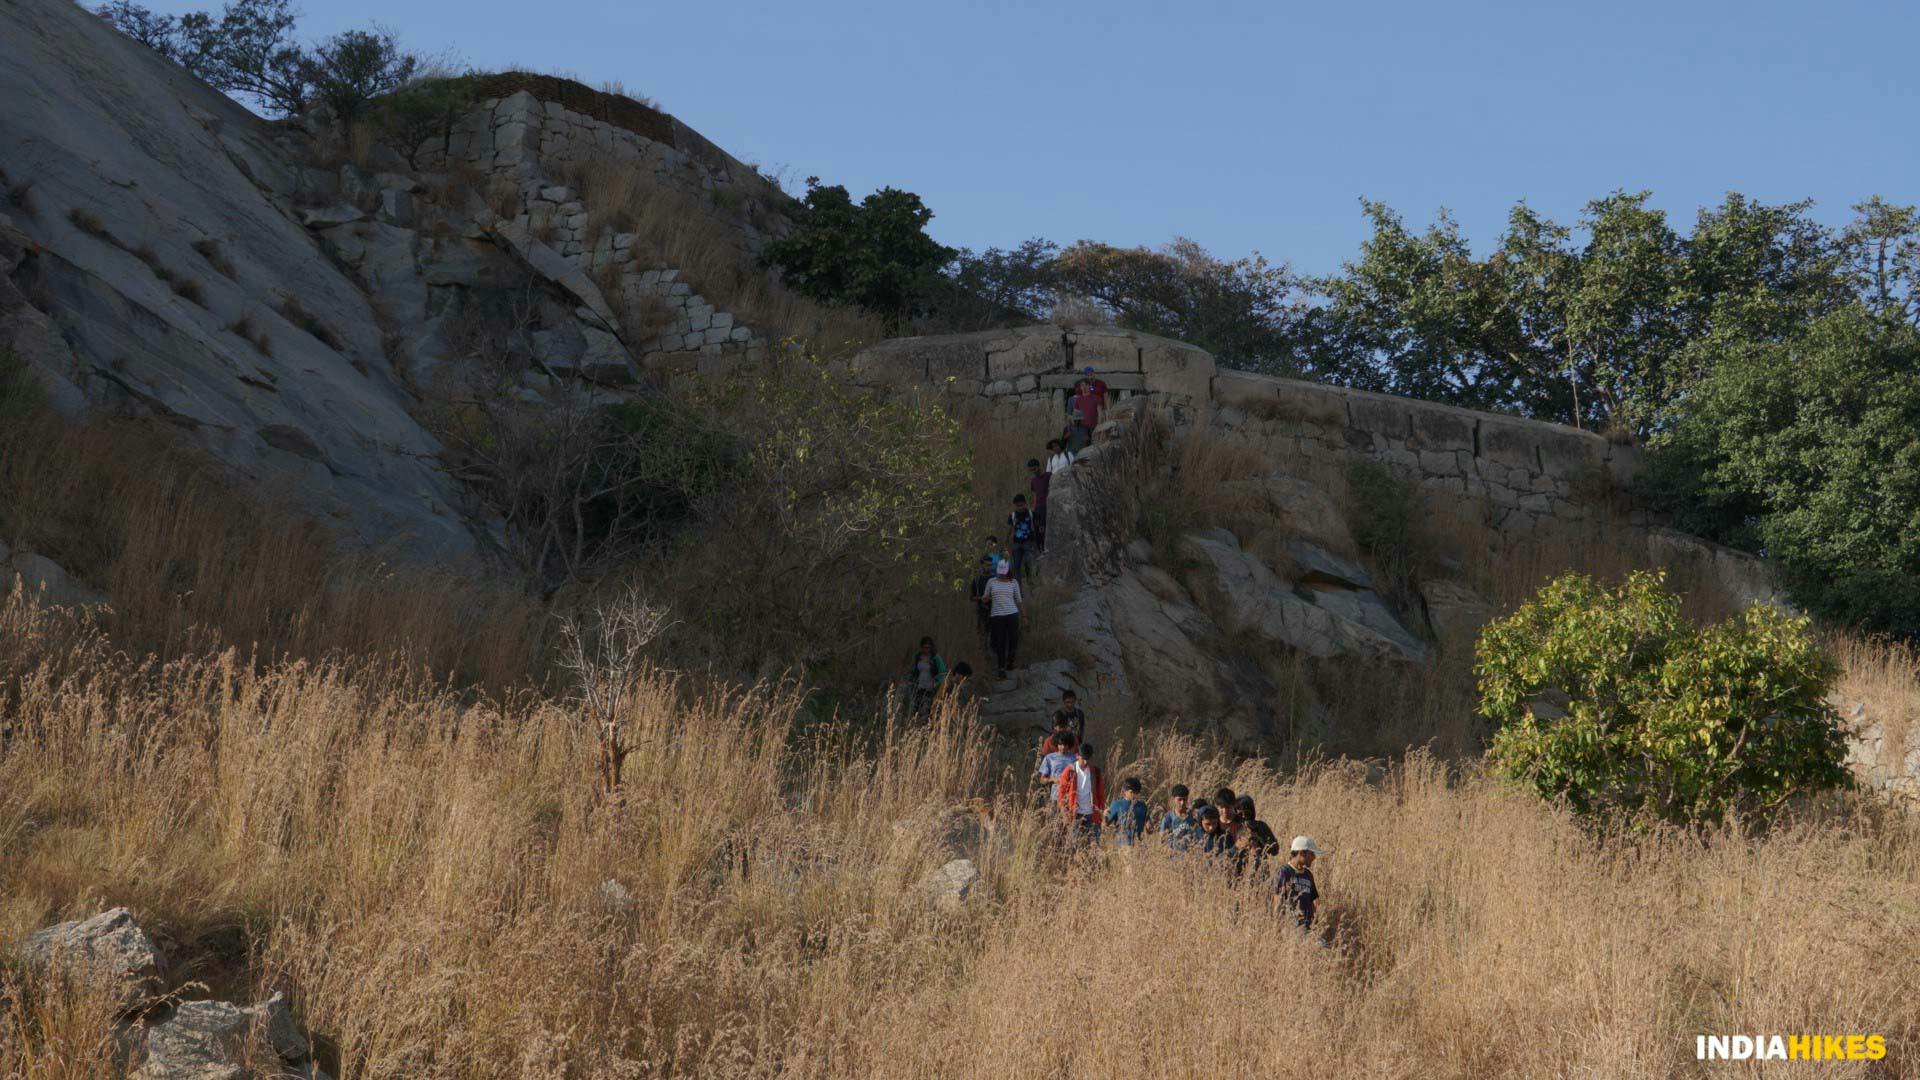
1008;495;1039;580
904;636;947;716
979;559;1024;677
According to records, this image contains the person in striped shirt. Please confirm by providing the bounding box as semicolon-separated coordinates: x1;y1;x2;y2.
979;559;1023;677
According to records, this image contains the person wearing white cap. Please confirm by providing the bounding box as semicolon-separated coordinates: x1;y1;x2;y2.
979;557;1024;677
1271;836;1321;930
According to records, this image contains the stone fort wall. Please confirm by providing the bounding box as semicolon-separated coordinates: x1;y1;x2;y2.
846;324;1642;541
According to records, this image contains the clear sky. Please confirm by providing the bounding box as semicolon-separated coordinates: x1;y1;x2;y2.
153;0;1918;274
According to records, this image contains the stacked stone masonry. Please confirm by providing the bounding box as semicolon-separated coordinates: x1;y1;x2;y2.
424;91;771;377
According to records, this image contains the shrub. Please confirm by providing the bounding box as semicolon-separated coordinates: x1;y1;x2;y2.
669;350;975;677
191;238;236;278
66;207;108;238
305;28;417;124
1477;570;1850;826
225;316;271;354
277;295;342;350
169;276;206;306
371;77;478;169
1343;458;1424;596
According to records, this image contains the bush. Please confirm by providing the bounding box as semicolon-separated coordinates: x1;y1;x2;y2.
672;350;974;676
1344;459;1424;596
1477;570;1849;826
306;28;417;125
371;77;477;169
760;179;954;331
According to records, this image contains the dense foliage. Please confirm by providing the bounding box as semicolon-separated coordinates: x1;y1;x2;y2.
97;0;418;120
1478;571;1849;826
673;350;974;676
760;180;956;332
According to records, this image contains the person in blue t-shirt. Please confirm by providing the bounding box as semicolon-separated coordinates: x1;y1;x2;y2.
1037;732;1079;783
1157;784;1198;849
1271;836;1322;930
1104;777;1150;844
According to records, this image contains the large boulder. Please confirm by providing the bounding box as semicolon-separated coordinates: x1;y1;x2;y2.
1419;578;1495;645
17;908;162;1010
916;859;981;911
1178;531;1426;663
135;991;320;1080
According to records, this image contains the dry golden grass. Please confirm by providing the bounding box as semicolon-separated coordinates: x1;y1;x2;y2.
1;607;1915;1079
1833;634;1920;768
0;408;546;693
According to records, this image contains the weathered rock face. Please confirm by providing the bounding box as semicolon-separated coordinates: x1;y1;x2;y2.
0;540;107;607
17;908;163;1010
0;0;477;559
916;858;981;911
18;910;327;1079
136;992;322;1080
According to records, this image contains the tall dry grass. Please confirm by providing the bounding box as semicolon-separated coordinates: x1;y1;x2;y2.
0;404;547;693
2;596;1915;1078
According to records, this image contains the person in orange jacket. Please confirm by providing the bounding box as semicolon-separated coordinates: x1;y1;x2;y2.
1055;741;1107;841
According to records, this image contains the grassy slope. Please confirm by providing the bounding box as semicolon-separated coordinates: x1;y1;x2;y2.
1;613;1915;1077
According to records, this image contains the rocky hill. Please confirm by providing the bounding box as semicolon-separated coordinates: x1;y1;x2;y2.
0;0;790;565
1;0;1911;801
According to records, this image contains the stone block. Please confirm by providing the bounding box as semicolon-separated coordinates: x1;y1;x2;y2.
1405;402;1477;451
987;331;1068;379
1138;335;1215;407
1067;330;1142;372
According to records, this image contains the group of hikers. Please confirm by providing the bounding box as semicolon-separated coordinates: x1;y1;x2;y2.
1034;704;1324;929
905;369;1323;929
964;367;1112;676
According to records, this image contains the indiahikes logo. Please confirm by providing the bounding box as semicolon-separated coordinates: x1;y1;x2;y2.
1696;1034;1887;1062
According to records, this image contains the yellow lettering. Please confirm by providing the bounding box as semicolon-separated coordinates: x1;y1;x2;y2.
1823;1035;1845;1059
1788;1035;1811;1060
1866;1035;1886;1060
1847;1035;1866;1059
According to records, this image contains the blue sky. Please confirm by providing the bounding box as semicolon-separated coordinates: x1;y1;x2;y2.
154;0;1917;274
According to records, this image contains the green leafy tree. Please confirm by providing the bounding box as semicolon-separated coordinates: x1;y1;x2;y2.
305;27;417;125
1478;571;1849;826
177;0;312;117
1050;237;1313;376
1643;306;1920;636
1316;192;1848;433
761;179;956;332
1841;196;1920;325
927;238;1059;331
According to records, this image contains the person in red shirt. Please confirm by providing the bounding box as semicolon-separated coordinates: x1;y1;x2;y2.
1066;369;1107;452
1055;741;1107;842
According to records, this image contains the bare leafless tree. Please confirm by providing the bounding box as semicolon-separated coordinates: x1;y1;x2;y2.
554;586;674;794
